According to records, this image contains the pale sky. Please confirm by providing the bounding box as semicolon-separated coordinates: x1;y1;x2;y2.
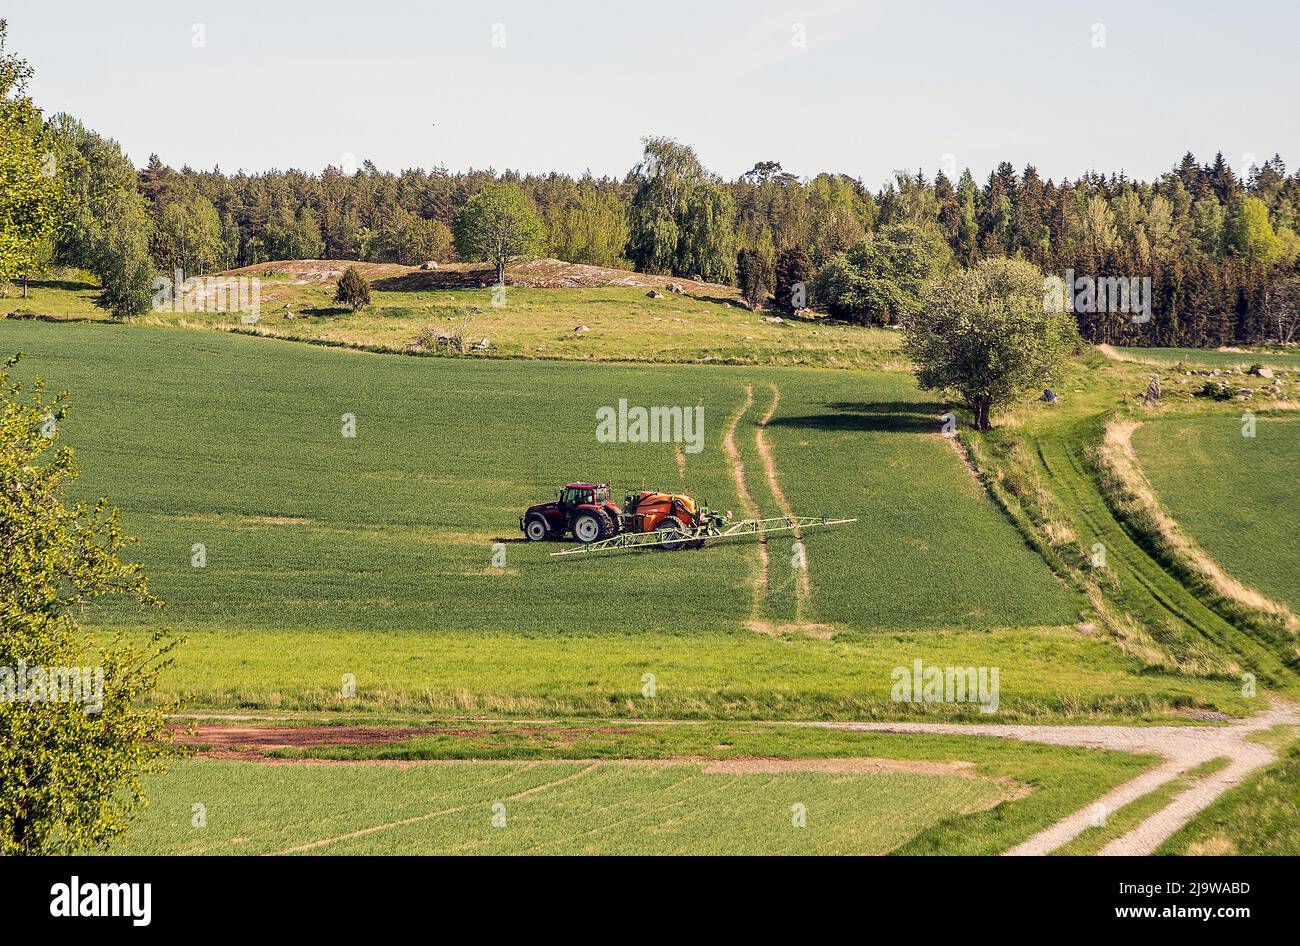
10;0;1300;187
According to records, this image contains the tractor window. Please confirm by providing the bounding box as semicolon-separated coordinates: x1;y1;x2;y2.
593;486;608;503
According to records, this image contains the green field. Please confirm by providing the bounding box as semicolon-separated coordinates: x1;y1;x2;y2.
110;722;1154;855
1133;413;1300;612
3;320;1278;719
1102;344;1300;371
9;318;1276;720
5;320;1069;633
111;759;1010;855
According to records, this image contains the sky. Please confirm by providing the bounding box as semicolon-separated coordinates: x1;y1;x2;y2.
9;0;1300;188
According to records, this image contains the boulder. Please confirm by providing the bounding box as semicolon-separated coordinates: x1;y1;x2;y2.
1040;389;1059;403
421;261;439;270
646;290;663;299
1251;365;1274;378
667;283;685;294
574;325;590;334
762;315;784;324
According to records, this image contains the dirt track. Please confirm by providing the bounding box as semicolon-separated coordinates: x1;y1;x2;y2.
813;700;1299;856
722;383;767;621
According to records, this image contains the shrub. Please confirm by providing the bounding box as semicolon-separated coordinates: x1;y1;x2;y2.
335;266;371;311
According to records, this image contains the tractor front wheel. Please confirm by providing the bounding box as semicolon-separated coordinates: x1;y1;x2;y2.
524;516;550;542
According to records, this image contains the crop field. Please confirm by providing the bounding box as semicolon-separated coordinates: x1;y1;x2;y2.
1132;413;1300;612
109;723;1154;856
5;318;1267;720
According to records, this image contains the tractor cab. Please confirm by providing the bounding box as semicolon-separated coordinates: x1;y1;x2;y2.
560;483;608;509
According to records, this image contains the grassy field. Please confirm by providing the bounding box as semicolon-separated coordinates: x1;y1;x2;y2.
1133;413;1300;612
153;627;1259;719
5;269;903;369
9;276;1297;856
5;318;1272;719
1100;344;1300;371
112;723;1155;855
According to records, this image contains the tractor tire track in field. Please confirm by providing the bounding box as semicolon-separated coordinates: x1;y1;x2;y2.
268;762;599;855
816;699;1300;856
722;383;767;620
754;383;812;620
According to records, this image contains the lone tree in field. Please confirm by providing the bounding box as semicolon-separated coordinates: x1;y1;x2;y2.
335;265;371;311
0;354;179;854
452;182;545;286
902;258;1077;430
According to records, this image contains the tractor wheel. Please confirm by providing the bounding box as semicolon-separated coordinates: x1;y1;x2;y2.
524;515;550;542
656;515;690;551
573;510;612;544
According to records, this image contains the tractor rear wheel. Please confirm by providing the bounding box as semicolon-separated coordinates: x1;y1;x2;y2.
656;515;690;551
524;515;550;542
573;510;613;544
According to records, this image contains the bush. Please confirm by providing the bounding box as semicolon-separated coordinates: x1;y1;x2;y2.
335;266;371;311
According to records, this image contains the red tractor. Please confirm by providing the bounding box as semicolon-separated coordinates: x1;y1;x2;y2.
520;483;624;543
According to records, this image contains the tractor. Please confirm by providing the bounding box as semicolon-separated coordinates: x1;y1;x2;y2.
520;483;726;547
520;483;624;543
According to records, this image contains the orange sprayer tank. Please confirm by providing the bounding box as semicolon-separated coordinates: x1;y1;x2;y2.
623;490;700;533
